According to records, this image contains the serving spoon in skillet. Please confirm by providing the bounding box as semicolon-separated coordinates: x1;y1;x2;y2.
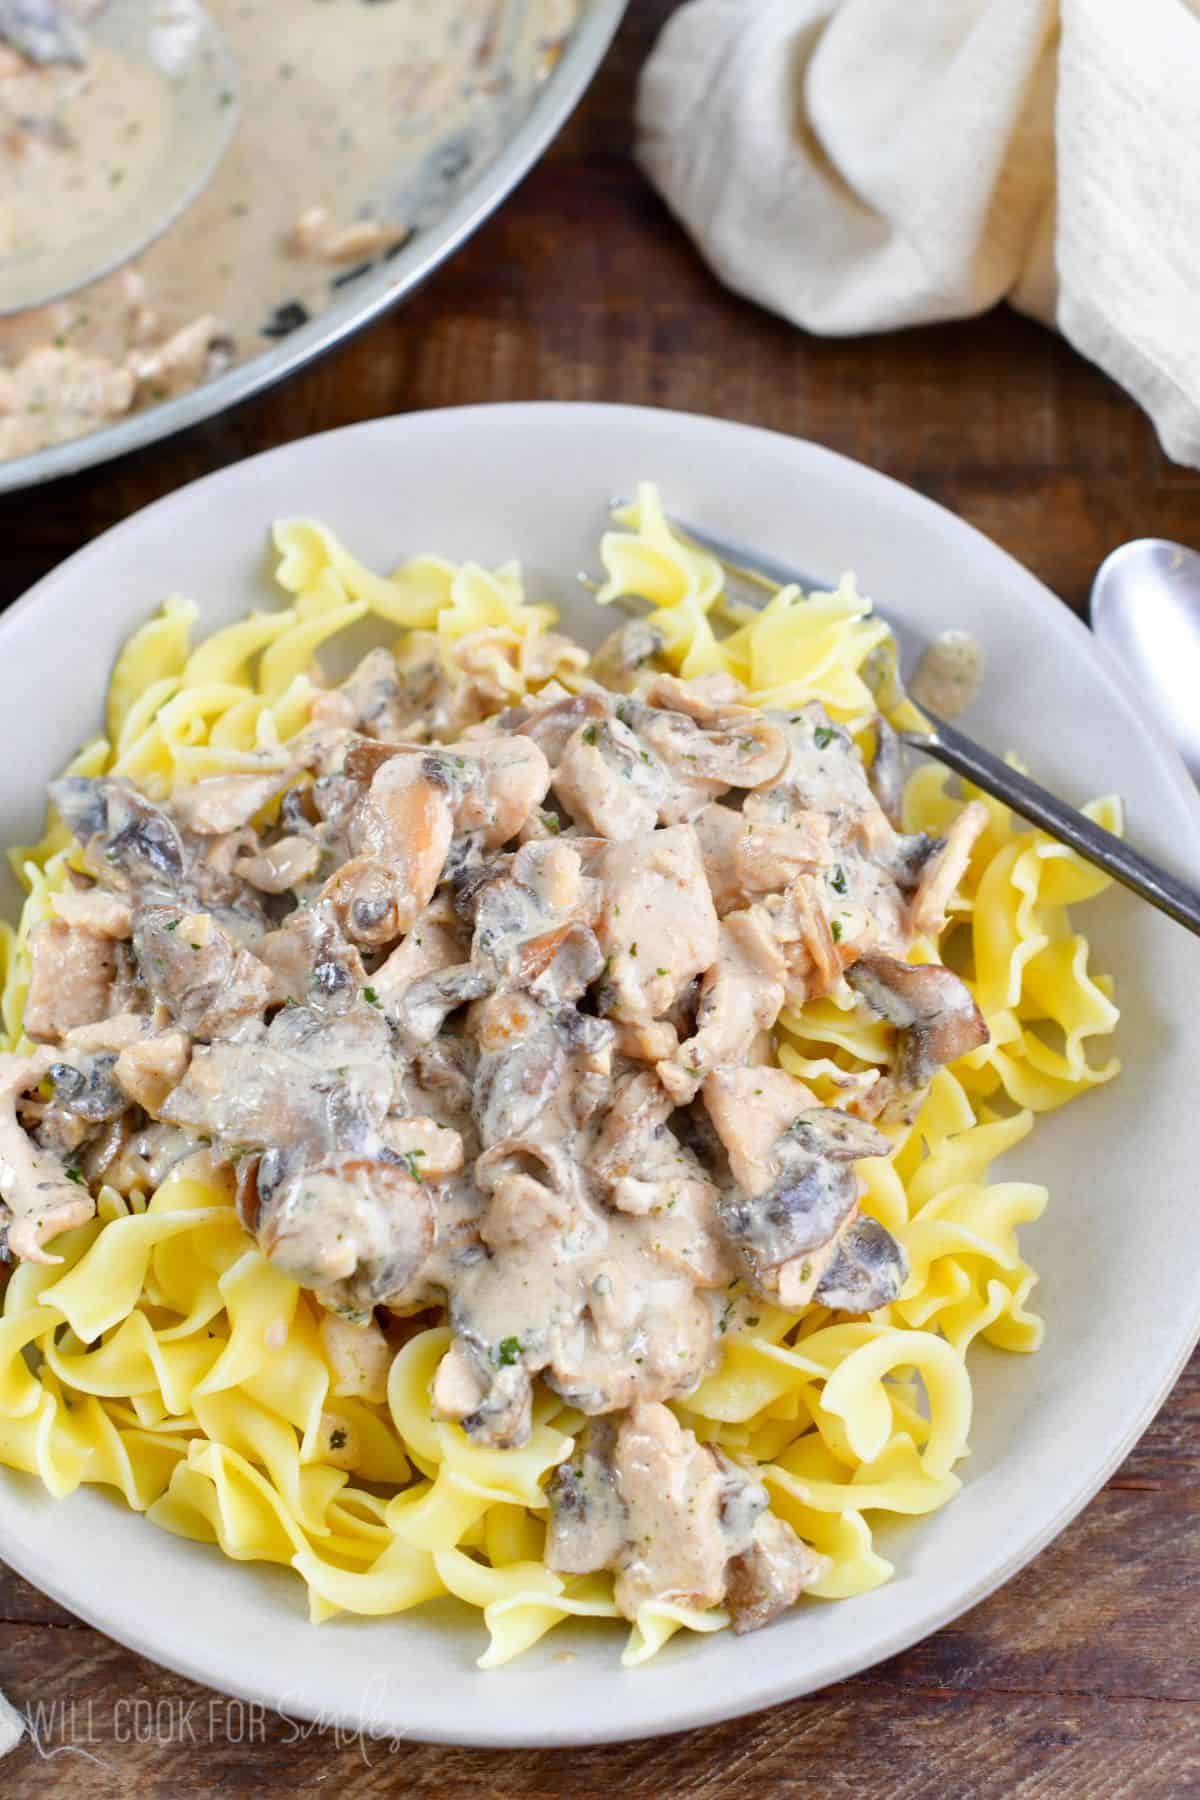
594;503;1200;938
0;0;239;314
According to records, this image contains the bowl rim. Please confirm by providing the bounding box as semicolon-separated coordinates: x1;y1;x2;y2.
0;2;629;499
1;401;1198;1746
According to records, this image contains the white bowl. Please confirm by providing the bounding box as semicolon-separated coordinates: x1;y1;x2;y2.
2;404;1199;1745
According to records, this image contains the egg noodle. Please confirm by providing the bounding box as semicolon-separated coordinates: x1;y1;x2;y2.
0;487;1120;1666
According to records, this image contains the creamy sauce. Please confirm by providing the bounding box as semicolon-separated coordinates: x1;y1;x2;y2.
909;628;983;721
0;0;581;459
0;618;993;1627
0;44;172;258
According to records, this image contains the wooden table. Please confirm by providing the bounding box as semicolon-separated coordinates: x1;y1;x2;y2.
1;6;1197;1795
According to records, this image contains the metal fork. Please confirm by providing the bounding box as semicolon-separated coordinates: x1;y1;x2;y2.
600;504;1200;937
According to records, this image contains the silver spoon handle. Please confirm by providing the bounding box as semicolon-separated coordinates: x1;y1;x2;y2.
907;710;1200;935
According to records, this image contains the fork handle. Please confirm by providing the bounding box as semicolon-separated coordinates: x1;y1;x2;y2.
905;710;1200;936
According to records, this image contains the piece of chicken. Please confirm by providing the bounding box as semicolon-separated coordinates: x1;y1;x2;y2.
596;825;719;1022
658;907;786;1102
907;801;988;938
22;918;118;1042
545;1401;824;1630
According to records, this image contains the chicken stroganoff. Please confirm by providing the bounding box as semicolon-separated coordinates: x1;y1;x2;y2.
0;490;1121;1664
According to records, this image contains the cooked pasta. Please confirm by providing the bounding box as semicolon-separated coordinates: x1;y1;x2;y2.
0;486;1119;1666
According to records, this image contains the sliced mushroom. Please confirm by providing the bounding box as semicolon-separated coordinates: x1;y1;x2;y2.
132;901;274;1042
718;1110;889;1273
259;1153;434;1305
431;1333;533;1450
705;1067;890;1286
867;714;907;829
814;1214;909;1312
545;1417;626;1573
43;1051;127;1124
371;903;467;1014
160;1003;394;1163
394;962;494;1045
51;777;184;888
617;678;788;812
490;686;611;767
255;901;367;1014
747;705;884;851
470;993;566;1148
169;769;295;836
846;953;988;1091
588;618;668;692
725;1511;825;1635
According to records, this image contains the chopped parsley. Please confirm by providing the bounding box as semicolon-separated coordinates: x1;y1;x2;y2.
830;865;848;895
401;1149;426;1181
800;1260;813;1281
540;810;561;835
496;1336;522;1367
63;1164;84;1185
629;942;638;957
813;725;836;750
363;986;380;1007
164;918;181;932
831;919;843;942
582;724;598;746
655;966;667;976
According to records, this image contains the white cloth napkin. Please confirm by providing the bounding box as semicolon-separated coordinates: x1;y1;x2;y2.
0;1689;23;1758
637;0;1200;467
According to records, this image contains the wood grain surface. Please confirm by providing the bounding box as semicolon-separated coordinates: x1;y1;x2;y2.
1;5;1198;1794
